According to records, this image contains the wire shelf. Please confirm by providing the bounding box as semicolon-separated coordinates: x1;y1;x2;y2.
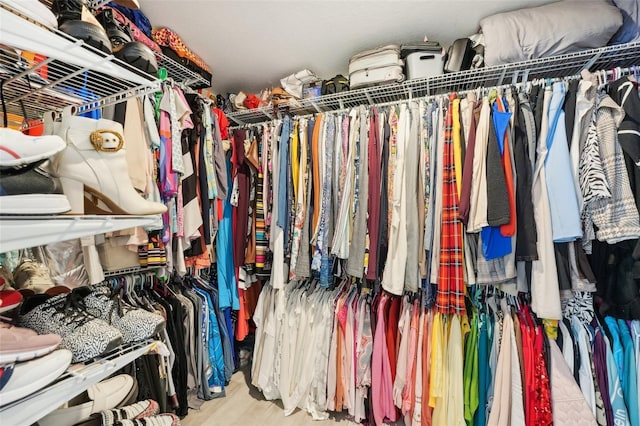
0;4;210;123
157;52;210;88
0;340;157;426
103;264;166;277
0;4;159;120
226;41;640;126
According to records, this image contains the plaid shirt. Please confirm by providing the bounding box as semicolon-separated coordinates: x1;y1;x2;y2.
436;94;466;315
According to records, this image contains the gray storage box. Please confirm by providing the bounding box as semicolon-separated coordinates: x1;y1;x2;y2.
405;51;444;80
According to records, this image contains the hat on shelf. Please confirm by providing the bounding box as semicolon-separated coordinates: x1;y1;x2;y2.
232;91;248;110
12;260;57;294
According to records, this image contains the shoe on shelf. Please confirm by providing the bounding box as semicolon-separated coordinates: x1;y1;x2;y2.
0;349;71;406
52;0;103;28
0;265;13;290
0;290;22;314
12;259;56;294
0;364;14;391
0;322;61;364
75;286;165;344
116;413;181;426
0;164;71;215
78;399;160;426
110;0;141;9
45;285;72;297
37;374;136;426
51;116;167;215
0;0;58;28
59;19;113;55
0;128;66;168
18;293;123;363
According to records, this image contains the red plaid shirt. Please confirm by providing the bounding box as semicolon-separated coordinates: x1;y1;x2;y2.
436;94;466;314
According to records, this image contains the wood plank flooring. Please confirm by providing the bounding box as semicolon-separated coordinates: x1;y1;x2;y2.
181;366;356;426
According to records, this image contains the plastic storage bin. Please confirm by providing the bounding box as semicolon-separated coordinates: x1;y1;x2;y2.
405;51;444;80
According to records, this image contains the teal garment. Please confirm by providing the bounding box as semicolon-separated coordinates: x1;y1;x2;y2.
217;156;239;310
602;326;631;425
474;313;489;426
194;288;226;390
604;316;624;382
618;319;639;426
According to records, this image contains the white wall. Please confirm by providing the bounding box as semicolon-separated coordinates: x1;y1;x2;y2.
140;0;555;94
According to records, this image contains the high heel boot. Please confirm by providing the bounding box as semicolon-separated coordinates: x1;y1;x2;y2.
51;115;167;215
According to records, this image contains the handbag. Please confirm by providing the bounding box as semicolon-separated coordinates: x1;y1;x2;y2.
321;74;349;95
280;69;320;99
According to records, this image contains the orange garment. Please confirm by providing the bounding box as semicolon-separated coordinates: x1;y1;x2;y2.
311;116;323;235
496;96;517;236
235;286;249;341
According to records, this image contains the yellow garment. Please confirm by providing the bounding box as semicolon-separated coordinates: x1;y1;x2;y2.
543;319;559;340
291;121;300;199
429;314;447;409
452;98;463;199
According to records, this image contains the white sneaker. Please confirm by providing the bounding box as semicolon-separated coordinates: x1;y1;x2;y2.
0;349;71;406
38;374;136;426
0;128;66;167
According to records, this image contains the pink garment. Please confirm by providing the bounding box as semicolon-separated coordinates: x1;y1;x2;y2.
372;295;397;425
402;299;420;416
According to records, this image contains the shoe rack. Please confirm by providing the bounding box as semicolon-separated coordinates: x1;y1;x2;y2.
0;3;209;125
0;214;162;253
0;340;157;426
0;3;205;253
0;4;159;122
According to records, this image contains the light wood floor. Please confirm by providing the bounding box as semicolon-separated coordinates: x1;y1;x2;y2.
181;366;356;426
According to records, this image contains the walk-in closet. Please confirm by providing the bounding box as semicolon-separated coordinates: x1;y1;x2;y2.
0;1;639;425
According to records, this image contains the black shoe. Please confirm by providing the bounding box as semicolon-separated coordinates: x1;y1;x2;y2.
59;20;113;54
115;41;158;75
51;0;84;25
96;8;132;52
0;163;71;214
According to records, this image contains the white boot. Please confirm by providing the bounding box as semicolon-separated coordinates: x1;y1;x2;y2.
51;115;167;215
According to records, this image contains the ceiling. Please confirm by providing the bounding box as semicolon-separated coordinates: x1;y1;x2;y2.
139;0;556;95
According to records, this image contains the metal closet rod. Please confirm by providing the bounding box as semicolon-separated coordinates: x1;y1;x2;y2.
229;65;638;131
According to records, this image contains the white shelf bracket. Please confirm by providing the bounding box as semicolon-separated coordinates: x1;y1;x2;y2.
582;51;603;71
364;89;374;105
497;66;507;86
511;70;519;85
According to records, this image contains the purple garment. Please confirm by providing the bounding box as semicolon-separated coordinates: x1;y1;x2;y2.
593;326;614;426
366;111;381;281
